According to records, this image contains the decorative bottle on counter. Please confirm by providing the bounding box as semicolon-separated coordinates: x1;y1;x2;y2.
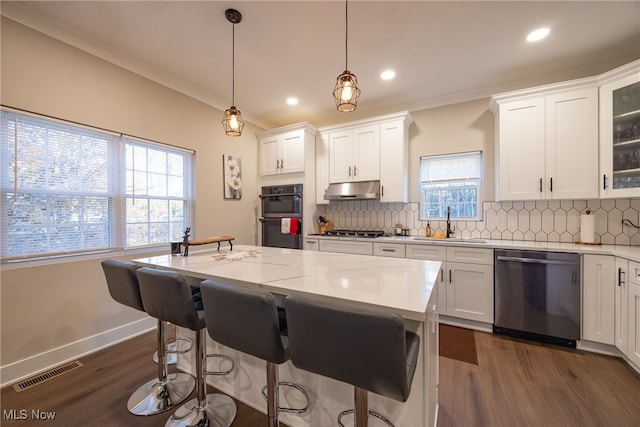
425;222;432;237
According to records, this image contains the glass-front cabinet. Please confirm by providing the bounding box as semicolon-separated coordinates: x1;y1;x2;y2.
600;61;640;198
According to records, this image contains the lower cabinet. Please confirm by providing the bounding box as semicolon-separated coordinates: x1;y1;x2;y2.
407;244;494;324
614;257;629;354
304;238;319;251
583;255;615;345
318;239;373;255
628;261;640;367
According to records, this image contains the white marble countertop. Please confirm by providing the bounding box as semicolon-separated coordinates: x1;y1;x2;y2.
306;234;640;263
133;245;441;322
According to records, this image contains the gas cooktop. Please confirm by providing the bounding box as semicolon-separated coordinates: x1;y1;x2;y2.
324;229;385;238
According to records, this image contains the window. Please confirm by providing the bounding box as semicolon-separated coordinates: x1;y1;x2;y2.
420;151;482;220
0;110;195;259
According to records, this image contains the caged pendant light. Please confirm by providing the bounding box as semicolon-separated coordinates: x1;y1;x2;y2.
333;0;361;112
222;8;245;136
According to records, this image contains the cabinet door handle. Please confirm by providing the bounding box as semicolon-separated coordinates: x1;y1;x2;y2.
280;158;284;168
348;166;352;176
354;166;357;176
549;177;553;192
603;174;607;190
381;185;384;197
440;269;444;283
539;178;543;192
382;248;395;252
449;269;452;283
618;267;625;287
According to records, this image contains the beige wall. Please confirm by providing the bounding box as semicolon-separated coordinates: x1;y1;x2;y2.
0;18;261;381
409;98;495;203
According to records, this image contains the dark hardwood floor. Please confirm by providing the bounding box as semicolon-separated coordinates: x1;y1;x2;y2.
438;330;640;427
1;329;283;427
2;327;639;426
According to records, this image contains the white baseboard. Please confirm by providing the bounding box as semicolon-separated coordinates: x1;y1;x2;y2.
0;317;156;388
438;315;493;333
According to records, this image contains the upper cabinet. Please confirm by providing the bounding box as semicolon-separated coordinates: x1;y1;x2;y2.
257;123;317;176
318;111;413;203
491;80;599;201
599;60;640;198
329;124;380;183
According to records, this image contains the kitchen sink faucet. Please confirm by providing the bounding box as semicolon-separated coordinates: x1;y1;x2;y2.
446;206;454;238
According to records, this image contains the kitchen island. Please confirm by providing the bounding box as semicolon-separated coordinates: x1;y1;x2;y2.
133;245;440;427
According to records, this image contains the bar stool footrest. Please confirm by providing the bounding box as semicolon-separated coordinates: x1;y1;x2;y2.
338;408;394;427
261;381;310;414
204;353;235;376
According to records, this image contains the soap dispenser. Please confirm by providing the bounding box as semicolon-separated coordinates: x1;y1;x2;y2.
425;222;432;237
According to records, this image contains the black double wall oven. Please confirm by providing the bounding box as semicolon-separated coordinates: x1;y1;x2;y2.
259;184;303;249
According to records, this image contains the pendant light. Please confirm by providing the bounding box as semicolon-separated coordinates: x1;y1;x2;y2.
333;0;360;112
222;8;245;137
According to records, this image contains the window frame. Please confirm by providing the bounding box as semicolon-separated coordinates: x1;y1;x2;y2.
0;108;195;263
419;151;483;221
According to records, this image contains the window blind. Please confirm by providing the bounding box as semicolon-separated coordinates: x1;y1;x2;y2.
0;109;195;260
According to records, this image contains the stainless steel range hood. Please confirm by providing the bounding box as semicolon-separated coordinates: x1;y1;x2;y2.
323;180;380;201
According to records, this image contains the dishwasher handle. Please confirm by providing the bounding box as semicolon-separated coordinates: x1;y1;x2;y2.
496;255;579;266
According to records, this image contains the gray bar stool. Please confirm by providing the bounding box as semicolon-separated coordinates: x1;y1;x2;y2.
284;294;420;427
101;259;195;416
136;267;237;427
200;280;309;427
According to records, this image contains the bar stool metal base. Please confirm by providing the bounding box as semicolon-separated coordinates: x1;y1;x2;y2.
127;372;195;416
165;393;237;427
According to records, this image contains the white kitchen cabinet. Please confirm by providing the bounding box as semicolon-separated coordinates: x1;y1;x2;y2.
379;116;412;203
304;237;319;251
627;261;640;367
373;242;406;258
407;244;493;323
315;132;330;204
443;247;494;323
491;81;599;201
614;257;629;354
318;239;373;255
598;60;640;198
583;254;615;345
258;124;316;176
329;124;379;183
425;286;439;427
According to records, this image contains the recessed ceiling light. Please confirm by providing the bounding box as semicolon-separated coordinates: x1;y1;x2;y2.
286;97;299;105
527;27;550;42
380;70;396;80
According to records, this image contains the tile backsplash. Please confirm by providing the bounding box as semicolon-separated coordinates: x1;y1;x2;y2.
320;198;640;246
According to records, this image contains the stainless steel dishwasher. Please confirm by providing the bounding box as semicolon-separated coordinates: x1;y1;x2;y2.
494;249;581;348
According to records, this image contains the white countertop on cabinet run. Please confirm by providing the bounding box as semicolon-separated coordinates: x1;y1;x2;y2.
308;234;640;262
133;245;440;322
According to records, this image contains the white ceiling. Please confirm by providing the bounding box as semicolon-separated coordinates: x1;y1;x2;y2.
2;1;639;129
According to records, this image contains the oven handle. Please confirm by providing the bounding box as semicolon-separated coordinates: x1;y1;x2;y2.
496;256;579;266
258;192;302;199
259;217;302;222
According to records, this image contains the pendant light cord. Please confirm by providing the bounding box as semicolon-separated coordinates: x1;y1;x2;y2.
232;22;236;106
344;0;349;70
